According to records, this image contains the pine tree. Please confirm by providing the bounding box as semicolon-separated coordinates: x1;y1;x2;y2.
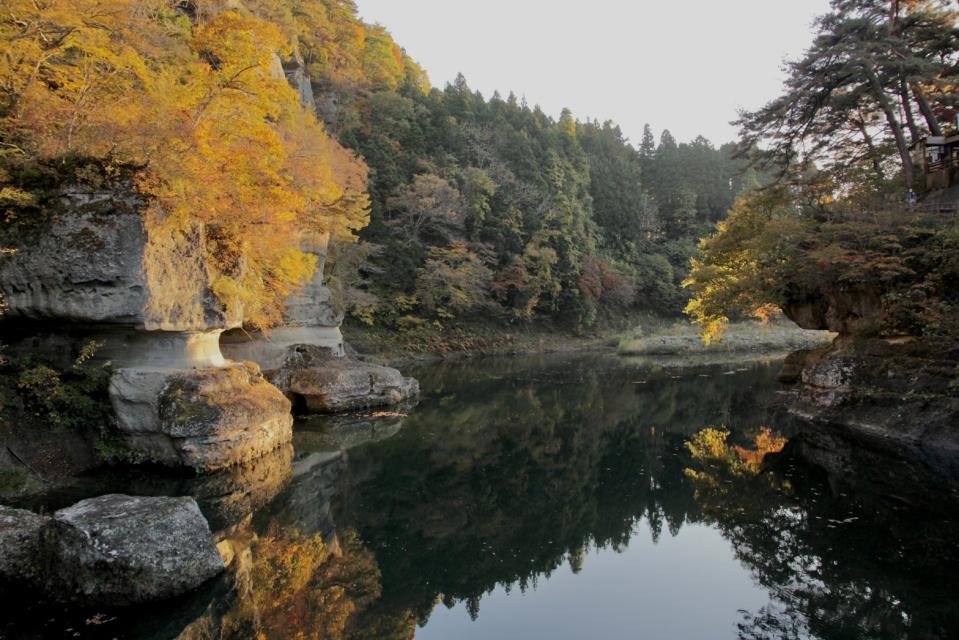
639;124;656;159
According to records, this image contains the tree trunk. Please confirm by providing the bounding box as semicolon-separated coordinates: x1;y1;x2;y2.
864;63;914;188
911;81;944;137
855;118;885;181
898;75;920;144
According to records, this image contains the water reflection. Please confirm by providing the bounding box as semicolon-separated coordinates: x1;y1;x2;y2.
1;354;957;639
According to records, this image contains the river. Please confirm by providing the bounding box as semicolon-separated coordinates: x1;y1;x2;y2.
2;353;957;639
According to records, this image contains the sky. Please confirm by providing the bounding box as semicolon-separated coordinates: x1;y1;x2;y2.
353;0;833;147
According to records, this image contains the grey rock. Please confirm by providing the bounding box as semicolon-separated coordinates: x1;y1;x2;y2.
799;357;859;407
45;494;224;605
788;338;959;507
0;187;238;331
283;54;317;111
277;345;419;413
109;362;293;472
0;506;50;587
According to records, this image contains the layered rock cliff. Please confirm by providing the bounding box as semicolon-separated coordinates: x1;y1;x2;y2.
779;284;959;503
0;39;416;475
0;187;293;472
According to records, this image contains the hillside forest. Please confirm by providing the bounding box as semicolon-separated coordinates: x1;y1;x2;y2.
1;0;958;339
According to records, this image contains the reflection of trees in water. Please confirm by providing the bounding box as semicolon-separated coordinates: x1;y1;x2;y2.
684;428;959;640
248;528;382;640
328;358;958;639
330;360;782;634
53;357;952;640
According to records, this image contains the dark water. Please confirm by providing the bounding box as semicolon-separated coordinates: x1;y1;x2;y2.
2;354;958;639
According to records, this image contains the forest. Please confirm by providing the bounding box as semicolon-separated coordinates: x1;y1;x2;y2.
685;0;959;342
0;0;747;336
321;77;747;330
2;1;958;339
2;1;959;637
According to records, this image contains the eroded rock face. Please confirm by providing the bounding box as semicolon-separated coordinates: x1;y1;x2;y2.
219;230;420;414
787;338;959;505
277;345;419;414
110;362;293;472
43;495;224;605
0;187;238;331
782;284;883;335
220;230;345;366
0;506;50;588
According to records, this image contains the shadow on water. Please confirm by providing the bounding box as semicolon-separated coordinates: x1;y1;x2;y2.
1;353;957;639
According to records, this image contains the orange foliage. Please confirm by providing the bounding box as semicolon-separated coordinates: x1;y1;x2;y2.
1;1;370;327
251;528;382;640
243;0;429;92
751;303;783;325
734;427;788;472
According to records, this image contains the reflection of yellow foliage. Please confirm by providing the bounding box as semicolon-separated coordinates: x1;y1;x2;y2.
685;426;786;480
251;528;382;640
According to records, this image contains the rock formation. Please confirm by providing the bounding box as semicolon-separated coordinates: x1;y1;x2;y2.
0;505;49;588
793;340;959;456
44;494;225;605
0;188;293;472
780;334;959;506
1;495;224;605
221;52;419;414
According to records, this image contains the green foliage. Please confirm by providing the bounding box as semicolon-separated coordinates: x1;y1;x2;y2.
684;186;959;340
737;0;959;190
414;243;494;319
320;71;741;328
12;341;112;430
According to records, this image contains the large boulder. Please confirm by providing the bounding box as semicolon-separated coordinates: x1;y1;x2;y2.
44;495;224;605
0;506;50;588
276;346;419;413
109;362;293;472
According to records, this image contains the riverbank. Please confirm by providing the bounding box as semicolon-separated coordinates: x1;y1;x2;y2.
617;320;835;356
344;317;836;367
343;319;617;367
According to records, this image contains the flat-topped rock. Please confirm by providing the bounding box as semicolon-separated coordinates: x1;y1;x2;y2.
110;362;293;472
44;494;224;605
280;346;419;413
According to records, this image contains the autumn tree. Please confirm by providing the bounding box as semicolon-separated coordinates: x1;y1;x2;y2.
0;0;371;328
385;173;466;249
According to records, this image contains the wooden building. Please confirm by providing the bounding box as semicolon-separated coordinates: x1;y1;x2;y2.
913;134;959;191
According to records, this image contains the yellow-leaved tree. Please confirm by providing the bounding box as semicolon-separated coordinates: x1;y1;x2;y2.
0;0;370;328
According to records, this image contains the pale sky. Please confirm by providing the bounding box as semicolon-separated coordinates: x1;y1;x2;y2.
354;0;832;147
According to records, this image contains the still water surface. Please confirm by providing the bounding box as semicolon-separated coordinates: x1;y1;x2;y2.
2;354;957;639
